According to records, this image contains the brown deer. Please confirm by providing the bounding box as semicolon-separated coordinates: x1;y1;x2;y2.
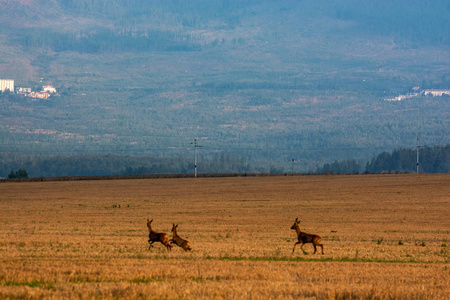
170;223;192;251
147;219;172;251
291;218;324;254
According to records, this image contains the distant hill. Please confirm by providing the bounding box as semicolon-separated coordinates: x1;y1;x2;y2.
1;0;449;173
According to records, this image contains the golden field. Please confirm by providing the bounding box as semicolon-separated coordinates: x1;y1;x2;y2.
0;174;449;299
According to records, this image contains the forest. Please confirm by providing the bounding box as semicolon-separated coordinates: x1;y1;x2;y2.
316;145;450;175
0;0;449;174
4;1;450;52
2;145;449;178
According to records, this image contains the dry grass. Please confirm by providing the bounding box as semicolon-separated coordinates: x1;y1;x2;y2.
0;174;449;299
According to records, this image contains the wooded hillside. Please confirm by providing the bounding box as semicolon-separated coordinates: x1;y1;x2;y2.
1;0;449;173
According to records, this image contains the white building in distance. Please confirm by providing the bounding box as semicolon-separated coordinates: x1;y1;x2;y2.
423;89;450;97
0;79;14;92
43;85;56;93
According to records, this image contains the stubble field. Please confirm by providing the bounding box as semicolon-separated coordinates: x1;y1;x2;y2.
0;174;449;299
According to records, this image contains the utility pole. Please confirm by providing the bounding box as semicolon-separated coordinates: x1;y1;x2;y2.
416;135;427;174
291;159;295;175
191;138;202;177
416;135;419;174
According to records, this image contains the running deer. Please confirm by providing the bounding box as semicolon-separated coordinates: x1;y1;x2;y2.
170;223;192;251
291;218;324;254
147;219;172;251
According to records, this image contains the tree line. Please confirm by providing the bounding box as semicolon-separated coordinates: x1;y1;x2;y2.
8;168;29;179
2;145;449;178
316;145;450;174
0;153;256;178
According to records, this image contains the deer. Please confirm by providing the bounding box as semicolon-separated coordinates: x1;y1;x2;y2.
170;223;192;251
146;219;172;251
291;218;324;254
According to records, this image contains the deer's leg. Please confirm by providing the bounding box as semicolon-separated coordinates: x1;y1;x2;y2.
163;240;172;250
292;241;301;253
148;240;155;250
300;243;308;254
313;244;317;254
